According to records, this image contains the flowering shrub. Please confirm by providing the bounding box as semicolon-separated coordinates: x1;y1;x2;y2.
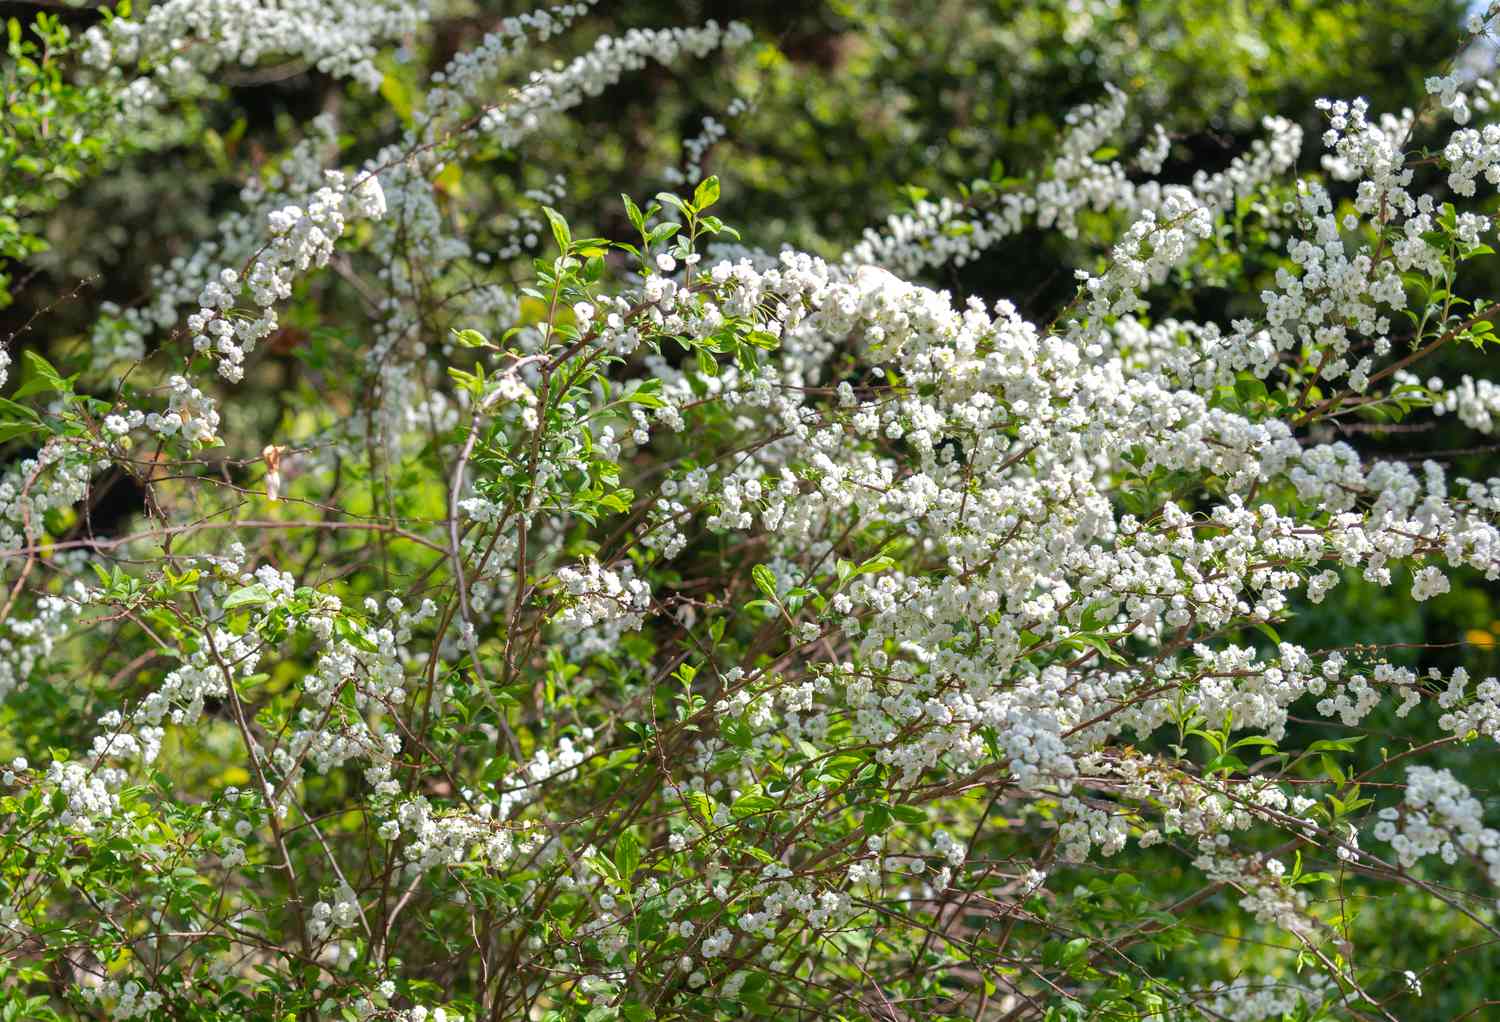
7;2;1500;1020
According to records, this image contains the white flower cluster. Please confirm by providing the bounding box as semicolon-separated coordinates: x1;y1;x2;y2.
0;445;96;554
187;170;387;382
1445;123;1500;197
1192;976;1333;1022
636;239;1500;810
848;87;1299;278
0;591;72;701
382;794;532;874
1428;71;1473;125
426;19;752;148
82;0;428;95
1374;766;1500;887
1077;195;1214;330
422;2;603;129
1196;849;1313;934
77;978;164;1020
1434;372;1500;432
46;759;121;835
145;374;221;444
553;558;652;632
309;888;362;941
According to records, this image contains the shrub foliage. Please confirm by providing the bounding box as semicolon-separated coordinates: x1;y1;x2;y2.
6;2;1500;1020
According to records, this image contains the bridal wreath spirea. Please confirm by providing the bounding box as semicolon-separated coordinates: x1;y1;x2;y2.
6;1;1500;1020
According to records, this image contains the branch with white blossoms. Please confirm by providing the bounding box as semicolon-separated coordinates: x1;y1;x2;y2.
13;6;1500;1022
81;0;428;103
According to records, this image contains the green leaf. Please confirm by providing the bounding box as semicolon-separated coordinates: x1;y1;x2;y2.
1080;599;1114;631
889;804;925;825
13;350;68;398
613;829;640;882
596;490;632;513
721;716;752;749
647;222;680;246
1234;375;1268;405
732;793;778;816
447;365;483;396
541;206;571;253
693;175;720;210
1203;753;1248;776
1320;754;1345;785
1067;631;1126;665
0;396;41;423
0;421;41;444
222;583;274;610
621;193;645;235
623;385;665;409
751;564;778;600
686;790;714;824
1307;737;1363;754
451;328;489;348
584;850;620;883
645;220;681;247
1250;618;1281;645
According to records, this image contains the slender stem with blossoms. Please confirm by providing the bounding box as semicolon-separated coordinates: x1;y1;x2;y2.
7;2;1500;1021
